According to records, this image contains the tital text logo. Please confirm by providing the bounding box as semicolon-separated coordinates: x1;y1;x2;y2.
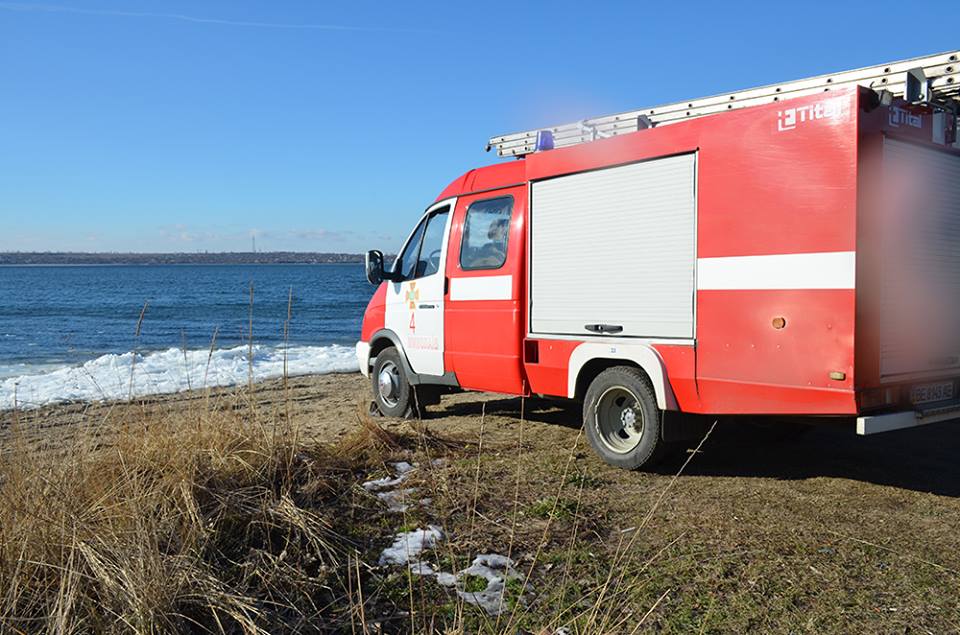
777;97;849;132
888;105;923;129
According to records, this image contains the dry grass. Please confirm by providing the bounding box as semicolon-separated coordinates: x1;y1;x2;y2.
0;380;692;634
3;381;959;634
0;397;377;633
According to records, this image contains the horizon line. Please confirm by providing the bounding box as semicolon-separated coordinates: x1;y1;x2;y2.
0;250;367;255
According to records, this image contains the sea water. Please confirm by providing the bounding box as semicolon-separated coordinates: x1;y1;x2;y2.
0;264;370;409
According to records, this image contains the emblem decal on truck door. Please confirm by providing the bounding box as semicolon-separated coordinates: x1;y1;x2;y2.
777;97;849;132
404;282;419;309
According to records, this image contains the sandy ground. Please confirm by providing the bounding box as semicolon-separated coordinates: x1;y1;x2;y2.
3;372;960;629
0;373;371;453
5;372;960;497
0;372;579;455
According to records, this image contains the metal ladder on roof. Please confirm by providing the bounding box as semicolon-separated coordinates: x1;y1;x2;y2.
487;50;960;158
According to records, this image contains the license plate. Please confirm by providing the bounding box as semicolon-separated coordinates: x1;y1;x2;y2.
911;381;955;404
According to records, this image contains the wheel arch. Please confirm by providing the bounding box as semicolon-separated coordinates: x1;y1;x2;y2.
568;342;677;410
367;329;415;378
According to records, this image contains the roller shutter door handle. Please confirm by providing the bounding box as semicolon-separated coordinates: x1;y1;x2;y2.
584;324;623;334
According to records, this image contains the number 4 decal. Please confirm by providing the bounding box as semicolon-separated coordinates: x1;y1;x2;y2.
409;311;416;333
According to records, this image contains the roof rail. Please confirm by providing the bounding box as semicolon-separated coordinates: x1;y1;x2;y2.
488;50;960;158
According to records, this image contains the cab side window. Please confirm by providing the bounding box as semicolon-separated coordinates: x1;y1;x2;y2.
459;197;514;271
393;206;450;281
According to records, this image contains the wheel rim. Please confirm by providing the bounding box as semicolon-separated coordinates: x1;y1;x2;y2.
377;360;402;408
594;386;644;454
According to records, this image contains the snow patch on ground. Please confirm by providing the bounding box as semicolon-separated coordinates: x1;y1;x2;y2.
378;526;444;566
370;459;527;616
376;488;420;512
363;462;431;512
362;474;408;492
0;344;358;410
431;554;524;616
362;462;415;492
377;528;524;615
393;461;415;474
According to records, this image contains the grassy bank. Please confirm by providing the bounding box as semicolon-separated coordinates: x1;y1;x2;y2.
0;388;676;633
1;395;364;632
2;376;959;633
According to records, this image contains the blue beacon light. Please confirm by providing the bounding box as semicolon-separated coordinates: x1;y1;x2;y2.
535;130;555;152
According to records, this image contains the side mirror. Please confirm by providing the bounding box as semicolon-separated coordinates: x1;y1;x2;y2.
366;249;383;285
365;250;386;285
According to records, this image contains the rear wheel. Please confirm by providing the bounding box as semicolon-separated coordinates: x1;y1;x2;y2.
372;347;418;418
583;366;665;470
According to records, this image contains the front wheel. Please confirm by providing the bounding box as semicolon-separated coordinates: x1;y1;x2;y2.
583;366;665;470
371;347;419;418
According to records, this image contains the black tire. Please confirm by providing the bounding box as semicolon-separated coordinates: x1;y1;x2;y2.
582;366;665;470
371;347;419;418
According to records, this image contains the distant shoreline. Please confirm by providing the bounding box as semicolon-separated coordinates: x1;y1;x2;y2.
0;252;372;266
0;262;362;267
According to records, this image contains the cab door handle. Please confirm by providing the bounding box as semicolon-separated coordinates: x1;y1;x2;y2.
418;303;436;310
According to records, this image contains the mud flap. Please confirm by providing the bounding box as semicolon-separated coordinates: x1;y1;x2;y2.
661;411;713;442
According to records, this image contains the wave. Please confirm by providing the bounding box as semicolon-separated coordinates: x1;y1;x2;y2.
1;344;358;410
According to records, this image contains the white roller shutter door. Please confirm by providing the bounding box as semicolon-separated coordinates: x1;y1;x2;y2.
880;139;960;377
530;153;697;338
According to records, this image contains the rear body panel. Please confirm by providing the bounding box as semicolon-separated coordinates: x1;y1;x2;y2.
855;99;960;414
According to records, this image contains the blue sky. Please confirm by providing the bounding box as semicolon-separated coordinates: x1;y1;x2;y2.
0;1;956;253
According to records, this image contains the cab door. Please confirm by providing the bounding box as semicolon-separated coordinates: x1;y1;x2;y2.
384;200;453;377
444;187;526;394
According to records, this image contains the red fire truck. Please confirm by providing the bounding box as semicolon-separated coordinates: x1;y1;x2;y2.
357;51;960;469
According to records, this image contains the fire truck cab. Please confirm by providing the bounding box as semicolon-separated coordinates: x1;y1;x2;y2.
357;51;960;469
